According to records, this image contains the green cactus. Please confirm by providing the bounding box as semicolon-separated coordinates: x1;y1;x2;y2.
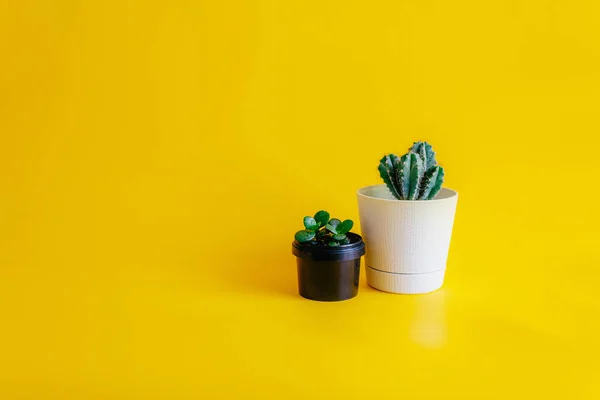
378;141;445;200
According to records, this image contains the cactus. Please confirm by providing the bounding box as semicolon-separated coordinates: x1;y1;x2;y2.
378;141;445;200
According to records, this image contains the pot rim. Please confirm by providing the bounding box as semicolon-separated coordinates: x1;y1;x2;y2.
357;184;458;203
292;232;365;261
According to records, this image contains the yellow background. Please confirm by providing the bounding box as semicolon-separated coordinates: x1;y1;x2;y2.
1;0;599;398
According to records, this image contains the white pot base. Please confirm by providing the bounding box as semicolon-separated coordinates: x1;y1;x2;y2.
365;265;445;294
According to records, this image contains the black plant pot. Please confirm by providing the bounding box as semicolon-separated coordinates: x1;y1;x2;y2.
292;232;365;301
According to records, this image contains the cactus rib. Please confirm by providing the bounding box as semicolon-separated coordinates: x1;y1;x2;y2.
407;153;424;200
409;141;437;170
419;166;440;200
378;155;402;200
425;166;444;199
395;153;410;199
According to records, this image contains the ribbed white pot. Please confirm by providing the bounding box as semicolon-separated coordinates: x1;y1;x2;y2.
357;184;458;294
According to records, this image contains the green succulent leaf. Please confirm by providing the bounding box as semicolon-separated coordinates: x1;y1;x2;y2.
326;218;341;233
328;241;340;247
340;237;350;245
378;155;402;200
314;210;330;227
333;233;347;241
303;216;318;231
337;220;354;234
295;230;316;242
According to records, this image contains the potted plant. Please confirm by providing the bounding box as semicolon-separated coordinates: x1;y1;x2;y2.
292;210;365;301
357;142;458;294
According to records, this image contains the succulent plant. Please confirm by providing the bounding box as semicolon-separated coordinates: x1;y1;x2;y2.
294;210;354;247
378;141;445;200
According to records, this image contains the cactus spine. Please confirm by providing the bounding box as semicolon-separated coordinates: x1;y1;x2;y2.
378;141;445;200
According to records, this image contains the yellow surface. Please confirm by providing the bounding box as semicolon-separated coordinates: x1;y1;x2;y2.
1;0;599;398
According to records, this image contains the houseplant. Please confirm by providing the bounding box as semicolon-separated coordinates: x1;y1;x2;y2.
357;141;458;294
292;210;365;301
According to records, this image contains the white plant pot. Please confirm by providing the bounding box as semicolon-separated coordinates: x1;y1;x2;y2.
357;184;458;294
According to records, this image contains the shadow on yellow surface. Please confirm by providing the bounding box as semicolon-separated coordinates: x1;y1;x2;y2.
220;250;298;298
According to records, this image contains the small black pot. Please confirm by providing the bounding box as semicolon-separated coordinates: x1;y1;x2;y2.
292;232;365;301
